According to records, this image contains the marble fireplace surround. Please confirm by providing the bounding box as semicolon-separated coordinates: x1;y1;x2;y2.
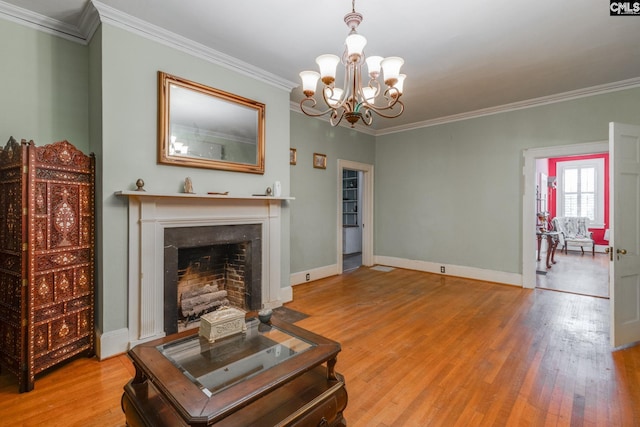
116;191;292;349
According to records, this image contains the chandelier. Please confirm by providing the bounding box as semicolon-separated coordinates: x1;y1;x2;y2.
299;0;405;128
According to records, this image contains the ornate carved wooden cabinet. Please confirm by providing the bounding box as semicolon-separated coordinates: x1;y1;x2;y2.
0;137;95;392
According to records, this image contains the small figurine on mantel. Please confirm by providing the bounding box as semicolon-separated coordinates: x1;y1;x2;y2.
135;178;145;191
184;177;194;194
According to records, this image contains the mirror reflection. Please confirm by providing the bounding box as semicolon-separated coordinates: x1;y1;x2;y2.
158;72;265;174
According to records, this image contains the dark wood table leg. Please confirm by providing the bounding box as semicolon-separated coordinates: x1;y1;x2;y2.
537;234;542;261
550;235;558;266
545;234;559;268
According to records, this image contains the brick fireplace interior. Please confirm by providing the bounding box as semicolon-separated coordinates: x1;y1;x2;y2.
163;224;262;334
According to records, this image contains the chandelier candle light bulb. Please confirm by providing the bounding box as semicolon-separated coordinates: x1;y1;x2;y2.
345;33;367;61
299;0;405;127
316;54;340;85
380;57;404;87
365;55;383;78
326;87;344;107
300;71;320;97
393;74;406;98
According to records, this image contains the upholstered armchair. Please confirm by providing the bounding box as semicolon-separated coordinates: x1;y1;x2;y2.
551;217;595;256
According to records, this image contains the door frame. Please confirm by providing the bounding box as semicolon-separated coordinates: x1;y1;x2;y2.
522;141;608;288
337;159;374;273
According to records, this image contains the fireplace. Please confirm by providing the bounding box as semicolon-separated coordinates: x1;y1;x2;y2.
163;224;261;334
115;191;291;351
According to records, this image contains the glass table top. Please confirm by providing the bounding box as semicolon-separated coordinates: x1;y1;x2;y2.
157;319;315;396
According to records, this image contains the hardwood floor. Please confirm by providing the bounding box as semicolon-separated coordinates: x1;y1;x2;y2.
1;267;639;426
0;352;133;426
536;249;609;298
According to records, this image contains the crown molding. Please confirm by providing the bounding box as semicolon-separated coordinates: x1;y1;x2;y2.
3;0;639;132
291;77;640;137
77;1;100;42
92;1;297;92
377;76;640;136
0;0;87;43
0;0;297;92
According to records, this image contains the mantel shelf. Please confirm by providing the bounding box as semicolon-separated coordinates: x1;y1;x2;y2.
115;190;294;201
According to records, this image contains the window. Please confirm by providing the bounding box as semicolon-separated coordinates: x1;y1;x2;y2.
556;158;604;228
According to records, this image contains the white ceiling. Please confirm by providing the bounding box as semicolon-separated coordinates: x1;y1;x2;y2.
3;0;640;131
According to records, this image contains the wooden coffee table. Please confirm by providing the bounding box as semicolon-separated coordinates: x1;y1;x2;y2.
121;316;347;426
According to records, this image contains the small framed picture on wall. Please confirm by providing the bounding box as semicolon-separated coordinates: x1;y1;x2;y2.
313;153;327;169
290;148;297;165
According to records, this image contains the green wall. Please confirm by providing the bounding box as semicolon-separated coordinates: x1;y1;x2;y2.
289;112;375;273
0;18;293;344
0;19;89;149
96;24;292;334
375;88;640;274
3;14;640;356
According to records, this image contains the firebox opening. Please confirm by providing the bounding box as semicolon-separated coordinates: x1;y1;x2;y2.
177;243;249;330
164;224;262;335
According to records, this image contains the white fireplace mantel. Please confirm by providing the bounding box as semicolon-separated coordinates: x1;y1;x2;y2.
115;191;293;349
114;190;294;201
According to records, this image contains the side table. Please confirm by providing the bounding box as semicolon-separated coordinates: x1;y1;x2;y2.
537;231;560;268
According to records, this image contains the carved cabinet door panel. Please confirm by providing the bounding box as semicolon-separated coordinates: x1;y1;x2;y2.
0;137;95;393
27;140;95;384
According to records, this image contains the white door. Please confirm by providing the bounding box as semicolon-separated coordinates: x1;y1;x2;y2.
609;122;640;348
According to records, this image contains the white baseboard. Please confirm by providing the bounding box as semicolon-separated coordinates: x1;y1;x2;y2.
96;327;130;359
374;256;523;287
290;264;339;286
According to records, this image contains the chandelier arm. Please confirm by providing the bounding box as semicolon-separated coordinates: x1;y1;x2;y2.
343;62;356;112
361;100;405;119
368;78;381;98
300;98;341;118
352;62;363;112
381;86;402;105
361;109;373;126
322;85;350;112
329;109;345;126
354;80;381;112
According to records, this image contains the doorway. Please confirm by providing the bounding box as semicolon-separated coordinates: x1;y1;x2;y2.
342;168;363;271
522;141;609;291
337;160;374;274
534;154;610;298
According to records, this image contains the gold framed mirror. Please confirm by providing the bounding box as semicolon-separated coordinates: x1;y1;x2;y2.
158;72;265;174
